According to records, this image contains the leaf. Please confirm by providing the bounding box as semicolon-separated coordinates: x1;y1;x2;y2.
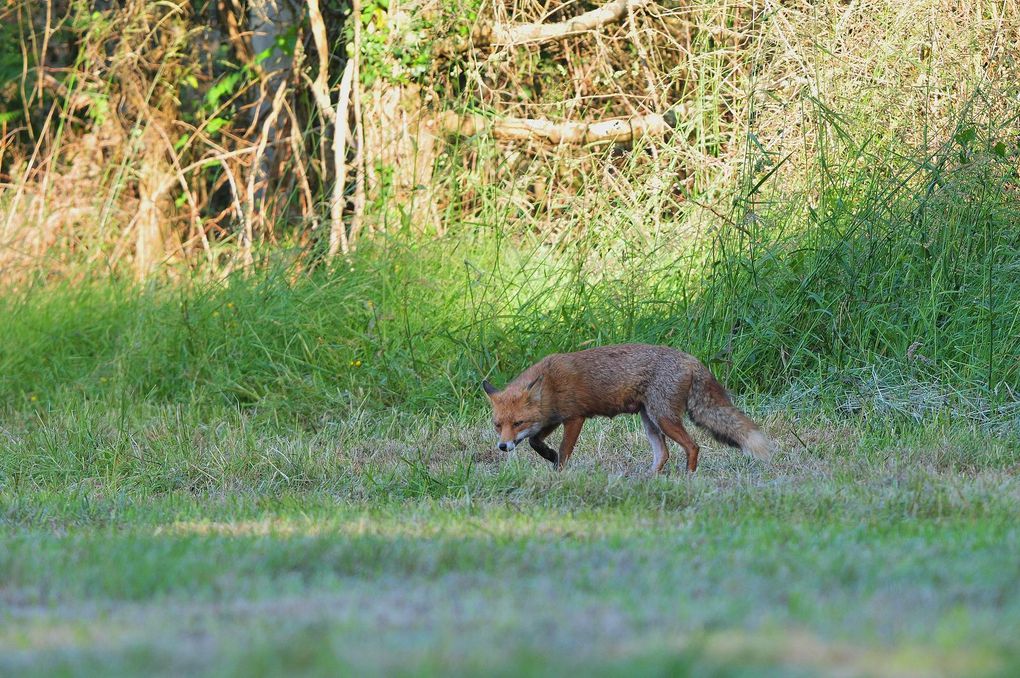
991;141;1008;158
206;117;229;135
746;151;794;197
205;71;242;109
275;26;299;57
254;46;275;66
954;126;977;147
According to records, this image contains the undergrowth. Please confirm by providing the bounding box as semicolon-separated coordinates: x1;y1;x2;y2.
2;110;1018;432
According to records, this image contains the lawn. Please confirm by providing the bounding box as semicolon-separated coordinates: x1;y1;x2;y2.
2;0;1019;673
3;407;1018;676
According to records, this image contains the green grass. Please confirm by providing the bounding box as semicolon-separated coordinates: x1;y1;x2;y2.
2;180;1018;675
3;474;1020;675
1;46;1019;675
2;86;1018;424
2;149;1019;672
2;400;1019;675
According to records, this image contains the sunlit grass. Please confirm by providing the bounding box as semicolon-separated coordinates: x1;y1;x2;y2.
1;0;1019;674
2;457;1019;675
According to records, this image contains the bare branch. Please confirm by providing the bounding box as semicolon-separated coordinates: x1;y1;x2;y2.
436;0;654;55
285;100;320;234
328;61;355;259
349;0;367;247
243;80;288;269
437;105;686;145
306;0;336;124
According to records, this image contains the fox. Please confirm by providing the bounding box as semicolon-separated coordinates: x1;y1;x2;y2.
482;343;774;473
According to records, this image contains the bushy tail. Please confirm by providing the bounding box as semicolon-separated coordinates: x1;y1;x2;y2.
687;369;775;461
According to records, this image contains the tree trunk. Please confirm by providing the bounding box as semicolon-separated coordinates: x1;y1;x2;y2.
361;82;441;233
245;0;297;234
134;124;173;278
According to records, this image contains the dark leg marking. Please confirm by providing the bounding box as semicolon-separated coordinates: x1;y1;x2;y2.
528;423;560;464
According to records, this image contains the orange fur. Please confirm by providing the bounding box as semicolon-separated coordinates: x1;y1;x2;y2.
483;343;774;472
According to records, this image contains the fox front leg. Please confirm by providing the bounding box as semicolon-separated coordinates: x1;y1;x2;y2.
556;418;585;470
528;423;560;465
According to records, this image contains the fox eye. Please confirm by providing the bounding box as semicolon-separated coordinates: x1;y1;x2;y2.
513;420;525;428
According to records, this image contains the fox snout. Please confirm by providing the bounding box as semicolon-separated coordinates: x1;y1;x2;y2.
497;427;537;452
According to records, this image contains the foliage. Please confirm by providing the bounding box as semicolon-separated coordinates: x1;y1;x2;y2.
350;0;434;86
1;3;1020;674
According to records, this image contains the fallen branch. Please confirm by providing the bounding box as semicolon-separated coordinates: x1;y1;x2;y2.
436;105;686;145
436;0;653;55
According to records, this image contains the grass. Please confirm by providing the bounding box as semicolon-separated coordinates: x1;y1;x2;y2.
2;419;1019;676
2;385;1019;675
2;135;1019;673
1;130;1019;671
3;78;1018;422
2;9;1019;672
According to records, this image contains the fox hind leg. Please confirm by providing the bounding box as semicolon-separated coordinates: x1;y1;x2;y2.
658;417;700;473
640;409;670;473
528;423;560;465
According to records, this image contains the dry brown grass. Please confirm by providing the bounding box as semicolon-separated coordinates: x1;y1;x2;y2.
6;1;1015;278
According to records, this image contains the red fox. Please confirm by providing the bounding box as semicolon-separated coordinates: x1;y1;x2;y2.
483;343;774;473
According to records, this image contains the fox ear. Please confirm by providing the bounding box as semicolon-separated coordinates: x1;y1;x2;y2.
482;380;498;397
525;374;544;401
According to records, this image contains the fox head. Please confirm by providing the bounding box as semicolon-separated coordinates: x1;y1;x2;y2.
483;375;544;452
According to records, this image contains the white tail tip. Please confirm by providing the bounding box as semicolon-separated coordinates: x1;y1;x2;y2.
742;430;775;461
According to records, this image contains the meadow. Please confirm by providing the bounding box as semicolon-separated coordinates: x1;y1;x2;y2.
1;224;1018;675
3;0;1020;674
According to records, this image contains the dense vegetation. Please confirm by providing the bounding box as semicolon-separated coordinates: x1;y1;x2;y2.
1;0;1018;674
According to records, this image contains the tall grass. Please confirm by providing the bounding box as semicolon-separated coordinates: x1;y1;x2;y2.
1;2;1018;434
2;100;1017;431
